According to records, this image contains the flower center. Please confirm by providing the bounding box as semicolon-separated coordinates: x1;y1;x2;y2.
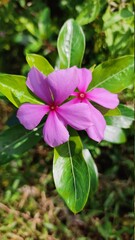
50;104;57;111
78;92;86;100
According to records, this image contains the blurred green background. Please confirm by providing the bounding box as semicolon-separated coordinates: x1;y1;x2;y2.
0;0;134;239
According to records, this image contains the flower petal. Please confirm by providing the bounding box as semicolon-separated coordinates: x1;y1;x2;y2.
47;66;78;105
43;111;69;147
26;67;53;104
85;101;106;142
57;102;92;130
62;97;80;105
17;104;49;130
77;68;92;92
87;88;119;109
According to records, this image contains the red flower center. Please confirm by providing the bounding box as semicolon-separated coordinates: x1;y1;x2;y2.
78;92;86;100
50;104;57;111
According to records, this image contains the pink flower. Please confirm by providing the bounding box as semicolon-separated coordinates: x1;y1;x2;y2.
71;68;119;142
17;67;92;147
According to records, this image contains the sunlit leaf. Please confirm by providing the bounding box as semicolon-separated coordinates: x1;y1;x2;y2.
53;129;90;213
0;74;42;107
105;105;134;129
118;104;134;119
57;19;85;68
105;108;121;116
83;149;98;196
76;0;100;25
19;17;38;37
89;55;134;93
26;54;54;75
38;8;51;39
104;126;126;144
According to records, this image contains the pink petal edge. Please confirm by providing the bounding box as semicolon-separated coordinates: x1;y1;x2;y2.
85;101;106;142
57;102;92;130
17;103;49;130
46;66;79;105
76;68;92;92
26;67;53;104
43;111;69;147
87;88;119;109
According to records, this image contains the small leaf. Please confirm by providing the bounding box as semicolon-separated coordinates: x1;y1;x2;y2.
26;54;54;75
105;112;133;129
89;55;134;93
105;115;133;129
118;104;134;119
90;64;96;72
105;108;121;116
38;8;51;39
105;104;134;117
53;129;90;213
83;149;98;196
76;0;100;26
120;8;133;18
0;124;43;164
0;74;42;107
104;126;126;144
57;19;85;68
105;104;134;129
25;39;42;54
19;17;38;37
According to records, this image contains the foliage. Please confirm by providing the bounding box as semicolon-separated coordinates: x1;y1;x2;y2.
0;0;134;238
0;130;134;239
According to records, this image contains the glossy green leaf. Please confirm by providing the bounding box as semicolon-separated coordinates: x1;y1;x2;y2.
0;124;43;165
105;105;134;129
105;116;133;129
53;129;90;213
76;0;100;26
0;74;42;107
83;149;98;196
26;54;54;75
57;19;85;68
104;126;126;144
89;55;134;93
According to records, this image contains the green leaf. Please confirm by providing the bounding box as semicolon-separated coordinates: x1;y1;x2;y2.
0;124;43;165
104;108;121;116
105;104;134;117
92;104;121;117
25;39;42;54
53;129;90;213
83;149;98;196
26;54;54;75
105;105;134;129
89;55;134;93
120;8;133;18
118;104;134;119
104;126;126;144
76;0;100;26
0;74;42;107
57;19;85;68
105;116;133;129
38;8;51;39
19;17;38;37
